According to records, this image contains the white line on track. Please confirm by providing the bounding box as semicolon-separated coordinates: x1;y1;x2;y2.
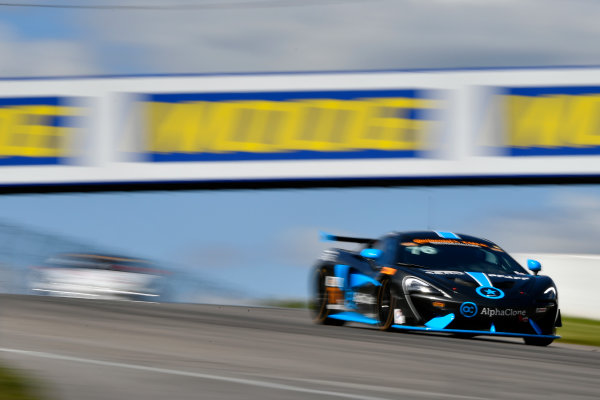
0;347;391;400
0;347;486;400
266;376;487;400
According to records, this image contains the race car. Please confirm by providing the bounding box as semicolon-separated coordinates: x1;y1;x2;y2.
28;253;171;301
310;231;561;346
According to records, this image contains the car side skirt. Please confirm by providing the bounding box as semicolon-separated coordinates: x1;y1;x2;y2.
326;311;559;339
391;324;560;339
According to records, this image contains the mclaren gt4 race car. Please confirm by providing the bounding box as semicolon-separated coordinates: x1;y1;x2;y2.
311;231;561;346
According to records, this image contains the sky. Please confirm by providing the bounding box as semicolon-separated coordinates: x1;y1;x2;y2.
0;1;599;300
0;0;600;76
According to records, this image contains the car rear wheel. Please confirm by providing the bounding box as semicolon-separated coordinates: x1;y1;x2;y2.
311;267;344;326
377;279;395;330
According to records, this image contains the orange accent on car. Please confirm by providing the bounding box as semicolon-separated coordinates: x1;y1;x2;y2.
327;287;343;304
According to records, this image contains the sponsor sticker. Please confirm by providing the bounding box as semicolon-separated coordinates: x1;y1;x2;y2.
319;250;339;262
425;270;465;276
480;307;526;317
413;239;490;248
487;274;530;281
393;309;406;324
353;292;376;305
459;302;478;318
325;276;343;288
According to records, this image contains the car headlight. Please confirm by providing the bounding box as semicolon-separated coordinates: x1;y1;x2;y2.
404;277;449;298
542;286;557;300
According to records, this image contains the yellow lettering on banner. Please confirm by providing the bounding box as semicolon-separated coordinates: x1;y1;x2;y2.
147;101;235;153
507;95;563;148
201;101;240;153
213;100;290;153
289;99;361;152
566;95;600;147
506;94;600;148
0;105;75;158
147;102;200;153
145;96;436;155
361;98;435;151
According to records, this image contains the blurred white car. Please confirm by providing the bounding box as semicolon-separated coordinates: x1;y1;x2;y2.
28;253;169;301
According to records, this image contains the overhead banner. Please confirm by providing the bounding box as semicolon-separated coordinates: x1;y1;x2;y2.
1;67;600;187
140;89;440;162
0;96;81;166
499;86;600;156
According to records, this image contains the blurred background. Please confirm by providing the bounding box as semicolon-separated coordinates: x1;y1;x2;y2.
2;0;600;75
0;0;599;318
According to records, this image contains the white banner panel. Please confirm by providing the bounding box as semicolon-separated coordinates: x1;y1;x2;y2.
1;67;600;187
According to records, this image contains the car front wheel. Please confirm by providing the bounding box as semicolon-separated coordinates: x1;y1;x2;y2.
377;279;395;330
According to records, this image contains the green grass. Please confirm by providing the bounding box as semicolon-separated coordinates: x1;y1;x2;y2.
261;299;308;309
0;363;45;400
558;316;600;347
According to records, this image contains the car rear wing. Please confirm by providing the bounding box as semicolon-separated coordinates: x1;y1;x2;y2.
320;231;375;245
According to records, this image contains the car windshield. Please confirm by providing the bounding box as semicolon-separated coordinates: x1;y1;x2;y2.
397;243;528;275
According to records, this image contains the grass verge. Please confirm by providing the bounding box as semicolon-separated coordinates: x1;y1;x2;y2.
0;363;44;400
261;299;307;309
558;316;600;347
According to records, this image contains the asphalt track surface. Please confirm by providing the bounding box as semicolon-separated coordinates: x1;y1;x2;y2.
0;295;598;400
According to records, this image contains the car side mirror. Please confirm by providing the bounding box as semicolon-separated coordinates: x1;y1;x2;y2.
360;248;382;260
527;259;542;275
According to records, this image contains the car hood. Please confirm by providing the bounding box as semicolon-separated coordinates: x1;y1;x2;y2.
405;269;550;301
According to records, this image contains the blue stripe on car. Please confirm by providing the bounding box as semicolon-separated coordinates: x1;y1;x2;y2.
424;313;455;329
435;231;461;239
350;274;381;288
529;319;543;335
328;312;378;325
390;324;559;339
466;272;494;287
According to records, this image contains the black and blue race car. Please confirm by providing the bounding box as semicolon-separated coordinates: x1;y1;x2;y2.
311;231;561;346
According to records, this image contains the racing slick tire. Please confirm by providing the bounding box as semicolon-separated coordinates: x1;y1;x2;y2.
311;267;345;326
377;278;396;331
